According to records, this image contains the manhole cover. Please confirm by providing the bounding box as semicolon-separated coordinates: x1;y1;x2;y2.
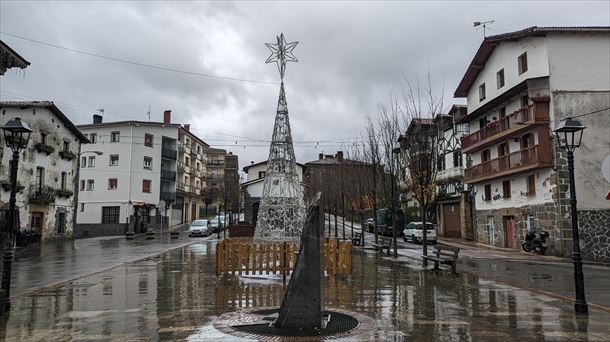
214;307;374;340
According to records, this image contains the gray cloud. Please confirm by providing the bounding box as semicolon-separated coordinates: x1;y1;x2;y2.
1;1;608;171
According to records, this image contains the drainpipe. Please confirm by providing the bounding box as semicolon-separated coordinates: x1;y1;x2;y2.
127;124;134;234
72;142;82;239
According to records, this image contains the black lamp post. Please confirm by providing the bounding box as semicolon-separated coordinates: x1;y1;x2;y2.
1;117;32;312
391;145;401;258
553;117;588;314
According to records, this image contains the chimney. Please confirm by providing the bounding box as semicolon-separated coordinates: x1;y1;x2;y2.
337;151;344;162
93;114;102;124
251;161;254;164
163;110;171;124
184;124;190;131
318;153;323;160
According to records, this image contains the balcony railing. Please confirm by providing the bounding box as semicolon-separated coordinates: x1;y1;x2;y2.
461;104;549;152
464;145;550;183
206;159;225;167
160;191;176;201
204;174;223;182
161;147;177;160
161;169;176;180
28;185;56;205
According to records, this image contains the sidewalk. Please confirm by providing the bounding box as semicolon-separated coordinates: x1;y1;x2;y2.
326;215;610;310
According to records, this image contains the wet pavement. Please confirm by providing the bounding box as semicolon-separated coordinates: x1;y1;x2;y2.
9;227;195;297
1;240;608;341
327;217;610;310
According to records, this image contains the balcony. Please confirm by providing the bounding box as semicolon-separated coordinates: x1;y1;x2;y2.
204;174;223;182
161;147;177;160
160;191;176;201
464;144;552;184
177;161;190;174
161;169;176;180
205;187;221;194
206;159;225;167
461;101;549;153
28;186;56;205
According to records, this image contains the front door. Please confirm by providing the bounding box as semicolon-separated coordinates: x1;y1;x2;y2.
191;203;197;221
504;216;516;248
31;212;44;234
443;204;462;238
56;212;66;234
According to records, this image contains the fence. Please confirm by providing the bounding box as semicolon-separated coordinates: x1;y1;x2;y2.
215;238;352;277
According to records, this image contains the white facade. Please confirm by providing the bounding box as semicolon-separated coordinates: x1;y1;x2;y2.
76;120;179;237
0;102;87;240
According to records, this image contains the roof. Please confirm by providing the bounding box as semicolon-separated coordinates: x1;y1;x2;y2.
179;126;210;148
78;120;181;129
0;101;89;142
305;157;370;166
243;160;305;173
0;40;30;75
404;118;435;137
454;26;610;97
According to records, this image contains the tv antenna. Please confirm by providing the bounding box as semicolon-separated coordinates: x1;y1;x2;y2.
474;20;495;38
97;108;104;116
147;105;151;121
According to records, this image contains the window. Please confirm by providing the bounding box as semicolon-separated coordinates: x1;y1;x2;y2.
518;52;528;75
502;180;511;198
63;140;70;152
35;167;45;191
109;154;119;166
144;133;154;147
479;83;486;101
60;172;67;190
87;179;94;191
101;206;120;224
143;156;152;170
88;156;95;168
521;95;529;108
497;142;509;157
89;133;97;144
111;131;120;142
258;171;266;179
479;117;487;130
496;69;505;89
527;175;536;195
142;179;151;193
80;180;85;191
40;132;47;145
437;155;446;171
108;178;118;190
185;156;190;167
481;149;491;163
453;150;463;167
484;184;492;201
81;157;87;167
521;133;533;149
80;203;84;212
499;107;506;119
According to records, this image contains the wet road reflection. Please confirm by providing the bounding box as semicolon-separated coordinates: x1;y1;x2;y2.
1;242;608;341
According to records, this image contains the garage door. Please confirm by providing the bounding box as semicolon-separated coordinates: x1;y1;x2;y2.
443;204;462;238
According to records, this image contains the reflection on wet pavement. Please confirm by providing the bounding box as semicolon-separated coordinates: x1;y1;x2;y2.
1;241;608;341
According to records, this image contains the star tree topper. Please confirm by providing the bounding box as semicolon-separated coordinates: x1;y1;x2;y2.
265;33;298;80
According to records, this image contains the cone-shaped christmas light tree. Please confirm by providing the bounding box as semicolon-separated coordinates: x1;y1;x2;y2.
254;33;305;242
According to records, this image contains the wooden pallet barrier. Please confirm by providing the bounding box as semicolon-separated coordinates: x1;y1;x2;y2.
216;238;352;276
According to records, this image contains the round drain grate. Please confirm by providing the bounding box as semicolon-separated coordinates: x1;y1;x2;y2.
214;307;375;340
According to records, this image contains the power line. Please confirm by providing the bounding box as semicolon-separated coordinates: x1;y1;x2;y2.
0;31;278;85
571;107;609;119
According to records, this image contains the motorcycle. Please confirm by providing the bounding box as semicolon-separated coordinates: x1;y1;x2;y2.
522;230;549;255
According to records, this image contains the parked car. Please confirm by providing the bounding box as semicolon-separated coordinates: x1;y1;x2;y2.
189;219;211;237
364;218;375;233
403;222;436;243
210;215;225;233
376;208;406;236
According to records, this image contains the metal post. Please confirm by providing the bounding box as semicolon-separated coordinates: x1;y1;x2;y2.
391;153;397;258
334;206;338;238
2;151;20;311
351;209;354;240
567;151;588;314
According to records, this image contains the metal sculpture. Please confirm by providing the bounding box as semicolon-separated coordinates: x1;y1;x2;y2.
254;33;305;242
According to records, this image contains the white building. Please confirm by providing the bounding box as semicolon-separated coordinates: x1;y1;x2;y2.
76;114;180;237
454;26;610;260
241;160;305;225
0;101;88;241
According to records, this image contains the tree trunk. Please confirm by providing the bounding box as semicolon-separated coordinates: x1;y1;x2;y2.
421;204;428;266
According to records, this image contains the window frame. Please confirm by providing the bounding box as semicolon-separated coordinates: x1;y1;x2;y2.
142;179;152;193
87;179;95;191
110;131;120;143
109;154;119;166
527;175;536;196
88;156;95;168
484;184;492;201
479;83;486;101
518;52;528;75
143;156;153;170
144;133;154;147
502;180;511;198
101;206;120;224
108;178;118;190
89;133;97;144
496;69;505;89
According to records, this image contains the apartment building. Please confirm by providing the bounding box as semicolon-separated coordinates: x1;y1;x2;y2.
0;101;88;240
76;114;180;238
454;26;610;260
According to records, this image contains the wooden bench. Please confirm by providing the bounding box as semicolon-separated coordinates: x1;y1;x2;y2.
352;232;363;246
371;237;392;256
422;244;460;274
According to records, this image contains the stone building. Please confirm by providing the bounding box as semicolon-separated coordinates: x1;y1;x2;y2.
0;101;89;240
0;39;30;75
454;26;610;260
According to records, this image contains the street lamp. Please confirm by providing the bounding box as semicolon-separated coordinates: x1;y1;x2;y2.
1;117;32;312
391;144;402;258
553;117;588;314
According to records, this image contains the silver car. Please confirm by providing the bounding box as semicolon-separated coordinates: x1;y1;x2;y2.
189;219;211;237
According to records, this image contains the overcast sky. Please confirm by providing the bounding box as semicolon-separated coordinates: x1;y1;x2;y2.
1;1;609;172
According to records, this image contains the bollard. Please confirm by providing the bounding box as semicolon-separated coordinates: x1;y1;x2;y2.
0;289;5;317
170;231;180;239
125;231;135;240
146;229;155;240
